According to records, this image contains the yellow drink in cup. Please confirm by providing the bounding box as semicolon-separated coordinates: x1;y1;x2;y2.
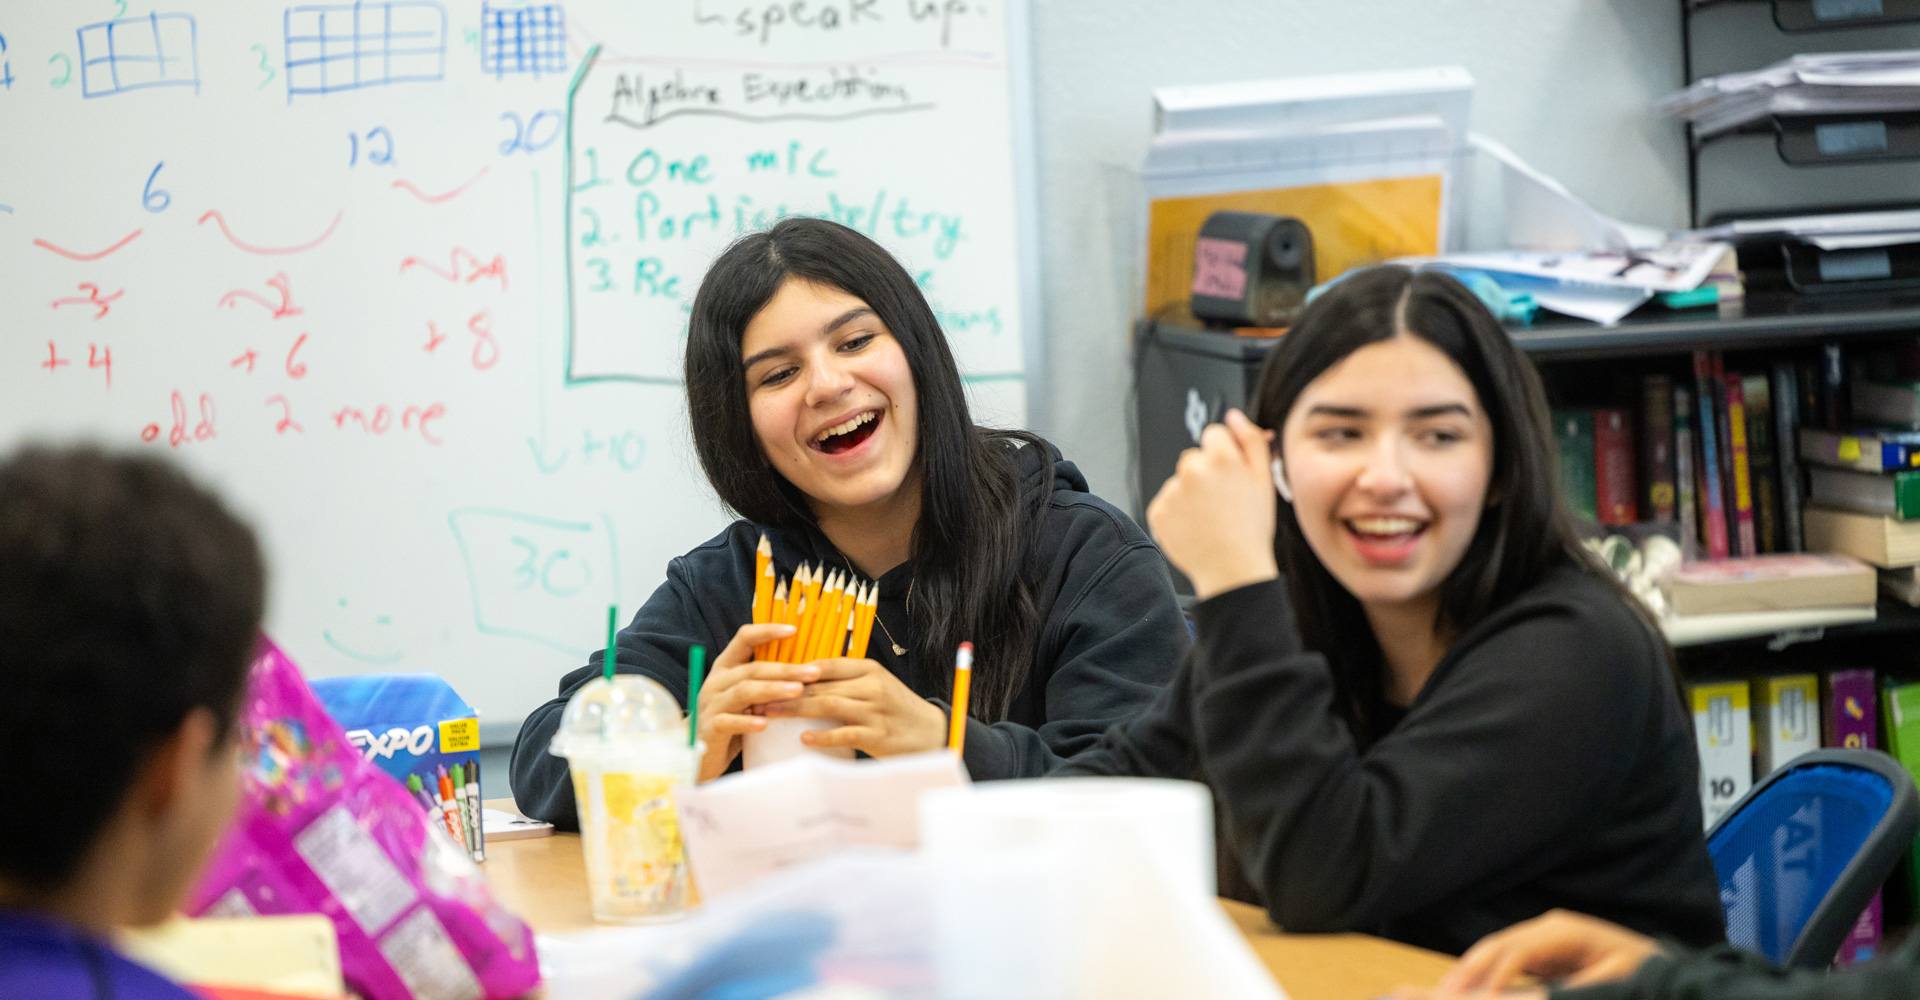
549;674;701;922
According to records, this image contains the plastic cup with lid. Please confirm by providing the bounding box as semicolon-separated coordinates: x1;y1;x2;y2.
548;674;702;922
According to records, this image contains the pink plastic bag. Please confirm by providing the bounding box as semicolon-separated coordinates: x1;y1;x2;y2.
185;638;541;1000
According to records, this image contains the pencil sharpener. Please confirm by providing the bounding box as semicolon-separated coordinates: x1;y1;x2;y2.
1189;211;1315;329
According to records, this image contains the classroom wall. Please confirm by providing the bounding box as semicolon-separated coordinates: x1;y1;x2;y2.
1024;0;1690;511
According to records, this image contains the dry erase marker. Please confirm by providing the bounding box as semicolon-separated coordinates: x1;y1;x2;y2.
464;759;484;861
406;773;438;814
949;642;973;755
436;773;464;845
451;764;479;861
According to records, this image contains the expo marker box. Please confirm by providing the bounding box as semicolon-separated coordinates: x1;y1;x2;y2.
309;672;486;859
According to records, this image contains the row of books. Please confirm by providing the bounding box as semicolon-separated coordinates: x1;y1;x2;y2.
1554;346;1920;612
1553;354;1805;555
1691;670;1908;965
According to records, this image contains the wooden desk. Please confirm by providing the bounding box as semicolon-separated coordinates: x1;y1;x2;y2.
480;801;1451;1000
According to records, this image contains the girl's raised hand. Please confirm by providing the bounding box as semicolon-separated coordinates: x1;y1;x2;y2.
1146;408;1280;600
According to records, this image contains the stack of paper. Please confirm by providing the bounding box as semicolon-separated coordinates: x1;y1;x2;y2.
1660;49;1920;138
1397;137;1732;325
1140;67;1474;319
1690;206;1920;253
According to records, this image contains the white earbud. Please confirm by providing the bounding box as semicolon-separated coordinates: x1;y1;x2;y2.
1271;456;1293;503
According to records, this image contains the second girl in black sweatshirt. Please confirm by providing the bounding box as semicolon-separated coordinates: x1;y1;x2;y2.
1060;266;1724;956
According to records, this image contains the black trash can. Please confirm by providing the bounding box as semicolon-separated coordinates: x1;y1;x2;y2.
1132;319;1278;594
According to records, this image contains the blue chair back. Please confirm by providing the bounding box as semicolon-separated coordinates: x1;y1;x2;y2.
1707;748;1919;969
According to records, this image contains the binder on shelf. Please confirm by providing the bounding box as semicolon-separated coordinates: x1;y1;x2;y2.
1693;680;1753;829
1755;674;1821;777
1824;667;1884;966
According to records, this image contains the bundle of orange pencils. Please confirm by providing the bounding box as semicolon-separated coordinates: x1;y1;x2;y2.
749;535;880;663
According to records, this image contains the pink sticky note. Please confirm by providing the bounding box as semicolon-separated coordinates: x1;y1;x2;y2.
1192;237;1249;299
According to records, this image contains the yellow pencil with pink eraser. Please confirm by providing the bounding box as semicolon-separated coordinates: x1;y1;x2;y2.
949;642;973;754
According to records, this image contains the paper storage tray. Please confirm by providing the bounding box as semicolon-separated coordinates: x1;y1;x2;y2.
1695;120;1920;224
1688;0;1920;82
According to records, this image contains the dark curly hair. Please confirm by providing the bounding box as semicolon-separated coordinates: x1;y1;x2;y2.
0;446;264;892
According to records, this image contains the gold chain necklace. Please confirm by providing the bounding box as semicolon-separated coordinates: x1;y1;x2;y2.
844;555;913;656
873;576;914;656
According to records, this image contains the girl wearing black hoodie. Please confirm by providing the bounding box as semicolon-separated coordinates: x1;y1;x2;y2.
511;219;1186;828
1060;266;1724;955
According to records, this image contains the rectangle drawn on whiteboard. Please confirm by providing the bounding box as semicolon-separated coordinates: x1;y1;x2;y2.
78;13;200;98
447;508;619;657
480;3;565;79
284;1;445;98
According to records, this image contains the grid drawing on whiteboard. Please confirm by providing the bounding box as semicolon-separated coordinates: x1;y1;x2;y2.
77;13;201;98
284;1;445;98
480;3;565;78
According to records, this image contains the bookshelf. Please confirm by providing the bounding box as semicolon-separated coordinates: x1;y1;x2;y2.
1663;605;1877;648
1514;291;1920;359
1132;308;1920;647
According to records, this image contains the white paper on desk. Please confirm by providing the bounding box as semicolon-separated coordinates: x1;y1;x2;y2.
677;751;967;898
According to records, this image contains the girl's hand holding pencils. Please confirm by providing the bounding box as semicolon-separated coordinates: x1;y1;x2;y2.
693;621;810;781
733;537;944;756
758;657;948;757
738;536;947;760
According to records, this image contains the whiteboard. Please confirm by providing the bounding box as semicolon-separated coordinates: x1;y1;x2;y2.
0;0;1034;733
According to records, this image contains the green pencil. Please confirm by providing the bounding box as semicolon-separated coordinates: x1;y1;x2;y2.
687;645;705;747
603;605;617;682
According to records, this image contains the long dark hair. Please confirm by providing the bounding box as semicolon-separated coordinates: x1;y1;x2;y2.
1252;266;1666;744
685;218;1043;720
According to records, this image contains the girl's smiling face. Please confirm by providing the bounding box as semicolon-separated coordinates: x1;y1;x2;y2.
739;278;919;516
1280;334;1495;612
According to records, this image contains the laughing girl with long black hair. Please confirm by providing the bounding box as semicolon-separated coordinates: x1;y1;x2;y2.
1061;266;1723;955
511;218;1186;826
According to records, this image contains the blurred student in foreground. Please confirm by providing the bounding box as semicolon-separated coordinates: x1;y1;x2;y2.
1399;906;1920;1000
0;446;266;999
